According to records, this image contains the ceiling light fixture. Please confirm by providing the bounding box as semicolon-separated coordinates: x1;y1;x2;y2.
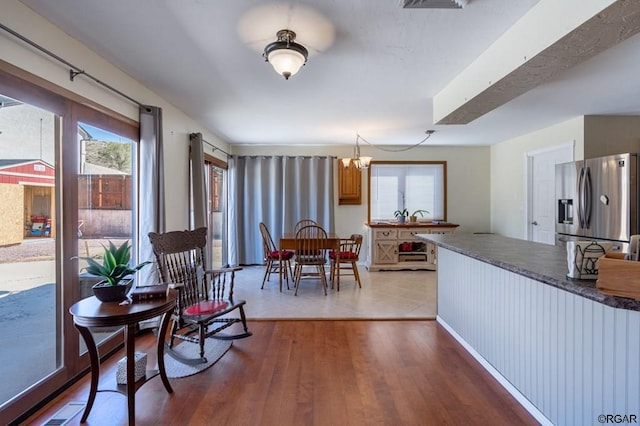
263;29;308;80
341;134;372;170
341;130;436;168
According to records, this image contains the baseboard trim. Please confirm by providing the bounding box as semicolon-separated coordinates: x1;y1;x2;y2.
436;315;552;426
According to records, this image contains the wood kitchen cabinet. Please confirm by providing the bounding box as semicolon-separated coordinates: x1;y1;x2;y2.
365;222;458;271
338;160;361;205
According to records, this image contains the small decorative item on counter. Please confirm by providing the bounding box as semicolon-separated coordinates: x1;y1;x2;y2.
566;241;611;280
394;208;409;224
409;209;429;223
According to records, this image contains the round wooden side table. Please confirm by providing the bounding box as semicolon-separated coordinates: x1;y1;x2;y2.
69;291;177;425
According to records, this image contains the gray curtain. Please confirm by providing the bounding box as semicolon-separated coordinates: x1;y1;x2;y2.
228;155;335;266
190;133;207;230
137;105;164;285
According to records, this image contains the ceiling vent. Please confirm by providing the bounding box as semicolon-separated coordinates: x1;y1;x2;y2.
402;0;467;8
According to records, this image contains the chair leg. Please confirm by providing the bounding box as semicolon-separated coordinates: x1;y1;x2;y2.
353;261;362;288
239;305;251;335
284;259;292;290
330;259;335;289
319;265;328;296
198;325;207;363
293;264;302;296
261;259;271;289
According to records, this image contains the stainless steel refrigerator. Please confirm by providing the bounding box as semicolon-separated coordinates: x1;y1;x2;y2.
555;152;639;252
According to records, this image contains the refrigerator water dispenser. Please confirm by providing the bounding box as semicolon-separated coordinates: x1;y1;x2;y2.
558;199;573;224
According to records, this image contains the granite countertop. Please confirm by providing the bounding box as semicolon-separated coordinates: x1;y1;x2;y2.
418;233;640;312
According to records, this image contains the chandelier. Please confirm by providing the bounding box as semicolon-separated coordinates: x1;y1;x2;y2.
341;134;372;169
263;29;308;80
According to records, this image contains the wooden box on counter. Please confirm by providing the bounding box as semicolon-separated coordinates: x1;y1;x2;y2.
596;252;640;300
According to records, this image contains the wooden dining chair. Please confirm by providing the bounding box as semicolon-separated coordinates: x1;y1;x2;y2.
330;234;363;291
293;224;329;296
148;227;252;364
294;219;317;234
259;222;294;291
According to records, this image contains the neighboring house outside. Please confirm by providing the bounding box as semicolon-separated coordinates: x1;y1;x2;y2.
0;158;130;246
0;159;54;245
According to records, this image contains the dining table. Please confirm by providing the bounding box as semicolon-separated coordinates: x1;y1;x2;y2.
279;232;341;291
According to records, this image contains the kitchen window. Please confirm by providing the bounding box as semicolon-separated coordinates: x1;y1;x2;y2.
368;161;447;222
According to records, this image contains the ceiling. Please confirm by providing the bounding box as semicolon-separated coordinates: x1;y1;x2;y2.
19;0;640;148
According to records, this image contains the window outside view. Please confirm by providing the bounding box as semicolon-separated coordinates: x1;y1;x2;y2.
0;94;134;406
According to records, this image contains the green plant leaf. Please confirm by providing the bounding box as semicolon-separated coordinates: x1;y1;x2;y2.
113;241;131;264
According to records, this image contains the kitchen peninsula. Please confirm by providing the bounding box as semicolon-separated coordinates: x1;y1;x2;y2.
420;233;640;426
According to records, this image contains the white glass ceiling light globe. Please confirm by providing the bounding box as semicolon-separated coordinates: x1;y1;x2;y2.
263;29;308;80
267;49;306;80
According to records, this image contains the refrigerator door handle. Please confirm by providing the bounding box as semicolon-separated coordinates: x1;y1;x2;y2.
585;167;593;229
578;167;585;229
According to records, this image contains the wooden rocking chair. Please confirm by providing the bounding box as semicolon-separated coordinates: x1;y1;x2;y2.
148;227;251;364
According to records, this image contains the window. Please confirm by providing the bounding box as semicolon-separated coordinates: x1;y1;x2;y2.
368;161;447;222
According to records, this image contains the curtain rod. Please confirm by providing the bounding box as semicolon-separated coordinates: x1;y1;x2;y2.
195;135;230;157
0;22;143;107
203;139;230;157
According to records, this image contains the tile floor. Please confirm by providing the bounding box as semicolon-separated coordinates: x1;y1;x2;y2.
232;264;437;320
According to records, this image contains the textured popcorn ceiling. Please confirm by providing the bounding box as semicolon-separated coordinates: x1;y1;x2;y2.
16;0;640;146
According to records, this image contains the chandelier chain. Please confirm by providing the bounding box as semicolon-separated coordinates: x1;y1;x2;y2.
357;130;434;152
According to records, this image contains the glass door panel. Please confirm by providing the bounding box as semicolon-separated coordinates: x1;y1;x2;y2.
0;94;60;406
77;121;135;351
206;163;226;267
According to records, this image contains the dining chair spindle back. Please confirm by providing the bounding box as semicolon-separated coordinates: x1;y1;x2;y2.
259;222;294;291
330;234;363;291
294;219;318;234
293;224;329;296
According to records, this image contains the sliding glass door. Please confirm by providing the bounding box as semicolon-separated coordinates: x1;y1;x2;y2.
205;158;227;268
0;68;140;424
0;93;60;408
77;121;137;349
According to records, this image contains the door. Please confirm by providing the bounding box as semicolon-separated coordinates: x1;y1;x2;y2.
584;153;633;242
528;144;574;244
0;71;141;424
0;93;61;409
205;161;227;268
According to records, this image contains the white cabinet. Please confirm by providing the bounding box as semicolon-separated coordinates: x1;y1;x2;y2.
365;223;458;271
372;228;398;264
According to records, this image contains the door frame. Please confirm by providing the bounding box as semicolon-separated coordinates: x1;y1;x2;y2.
524;141;575;241
0;64;139;424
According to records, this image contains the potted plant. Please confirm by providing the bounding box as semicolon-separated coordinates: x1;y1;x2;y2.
409;209;430;223
394;208;409;224
78;240;151;302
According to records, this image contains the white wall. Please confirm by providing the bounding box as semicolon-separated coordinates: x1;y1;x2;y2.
490;117;585;239
1;0;229;231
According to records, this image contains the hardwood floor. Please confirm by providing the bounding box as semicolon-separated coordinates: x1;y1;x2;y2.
23;321;537;426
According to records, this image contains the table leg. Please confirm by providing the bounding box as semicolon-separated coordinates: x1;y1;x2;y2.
279;255;283;292
125;324;136;425
335;246;340;291
75;324;98;423
156;311;174;393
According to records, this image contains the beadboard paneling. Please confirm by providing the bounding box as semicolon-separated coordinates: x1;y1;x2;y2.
437;248;640;426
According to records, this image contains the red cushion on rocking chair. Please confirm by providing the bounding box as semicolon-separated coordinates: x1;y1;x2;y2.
184;300;229;315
